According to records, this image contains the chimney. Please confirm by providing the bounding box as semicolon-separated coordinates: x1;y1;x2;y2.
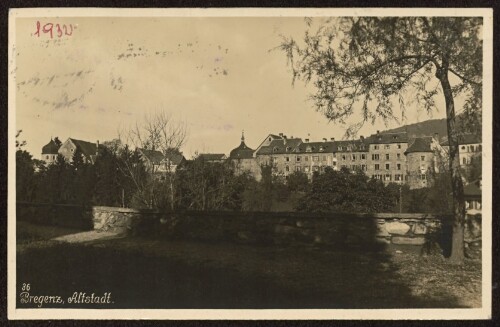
283;135;287;139
279;133;284;137
330;137;335;141
323;138;327;142
376;130;380;134
96;140;99;155
305;138;309;143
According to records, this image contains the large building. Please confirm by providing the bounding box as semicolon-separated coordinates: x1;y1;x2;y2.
41;137;98;164
225;130;480;189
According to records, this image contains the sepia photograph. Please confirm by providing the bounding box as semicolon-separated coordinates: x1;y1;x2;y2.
7;8;492;320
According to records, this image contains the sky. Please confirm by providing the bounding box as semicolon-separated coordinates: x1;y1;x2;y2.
13;16;455;159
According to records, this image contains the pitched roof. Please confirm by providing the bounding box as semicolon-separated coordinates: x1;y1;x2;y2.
256;138;302;155
296;141;336;154
164;152;185;165
405;137;434;154
463;180;481;198
229;141;255;159
138;148;164;165
370;132;409;144
330;139;370;152
440;134;482;146
198;153;227;161
69;138;97;157
42;139;61;154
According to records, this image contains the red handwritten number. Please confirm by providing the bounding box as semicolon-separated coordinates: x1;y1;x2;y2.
33;21;74;38
63;24;73;36
42;23;54;39
55;24;63;38
34;21;41;37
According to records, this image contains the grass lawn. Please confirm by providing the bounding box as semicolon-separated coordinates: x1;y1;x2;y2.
16;222;481;309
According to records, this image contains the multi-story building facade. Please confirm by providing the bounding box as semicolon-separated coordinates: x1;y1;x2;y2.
366;132;409;184
41;137;99;164
405;136;444;189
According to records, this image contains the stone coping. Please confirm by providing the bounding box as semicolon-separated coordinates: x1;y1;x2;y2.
91;206;452;220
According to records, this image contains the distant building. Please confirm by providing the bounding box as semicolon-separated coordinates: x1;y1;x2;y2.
138;148;186;173
197;153;227;162
41;138;61;165
366;131;409;184
440;133;482;167
229;131;261;180
58;138;98;164
405;136;444;189
464;179;482;215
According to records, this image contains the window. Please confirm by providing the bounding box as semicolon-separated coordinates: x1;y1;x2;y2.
306;146;312;152
286;147;291;152
397;163;401;170
384;174;392;181
295;166;301;172
46;155;49;159
372;154;380;160
361;164;367;171
296;156;301;162
384;144;390;149
273;147;279;153
385;163;390;170
322;155;327;161
395;174;402;181
421;155;425;161
373;145;380;150
338;146;343;151
463;157;467;165
461;146;466;150
313;156;319;162
305;156;309;162
313;166;319;172
332;162;337;166
421;174;427;180
342;155;346;161
285;157;290;162
352;154;356;161
397;144;402;149
375;164;380;170
269;137;272;142
285;166;290;172
397;153;401;160
304;167;310;172
361;154;366;160
385;154;390;160
319;146;324;152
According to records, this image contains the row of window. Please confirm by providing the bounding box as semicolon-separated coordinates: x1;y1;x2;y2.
373;163;403;171
371;153;404;161
372;144;403;150
461;144;482;152
372;174;406;181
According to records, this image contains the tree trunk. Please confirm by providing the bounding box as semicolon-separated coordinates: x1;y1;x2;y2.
438;65;466;264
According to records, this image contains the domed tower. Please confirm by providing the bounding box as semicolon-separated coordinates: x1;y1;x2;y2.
229;131;261;180
229;131;254;159
41;138;61;165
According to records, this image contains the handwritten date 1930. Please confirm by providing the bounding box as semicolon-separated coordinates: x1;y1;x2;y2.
33;21;76;39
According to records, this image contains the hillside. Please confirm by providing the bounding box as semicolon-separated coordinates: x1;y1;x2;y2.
381;115;478;143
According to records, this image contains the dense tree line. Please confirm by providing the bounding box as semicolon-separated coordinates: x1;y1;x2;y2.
17;137;472;215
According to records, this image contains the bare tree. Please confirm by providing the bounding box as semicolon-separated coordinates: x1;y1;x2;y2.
117;111;188;209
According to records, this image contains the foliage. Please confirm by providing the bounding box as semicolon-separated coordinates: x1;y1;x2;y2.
280;16;482;263
296;167;396;213
286;171;310;192
176;157;253;211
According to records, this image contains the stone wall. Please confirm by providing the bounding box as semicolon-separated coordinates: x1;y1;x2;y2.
90;207;476;249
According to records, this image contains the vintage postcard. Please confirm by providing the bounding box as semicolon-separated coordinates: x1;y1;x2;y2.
8;8;492;320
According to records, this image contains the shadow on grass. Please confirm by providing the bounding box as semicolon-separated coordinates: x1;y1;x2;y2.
16;240;465;309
